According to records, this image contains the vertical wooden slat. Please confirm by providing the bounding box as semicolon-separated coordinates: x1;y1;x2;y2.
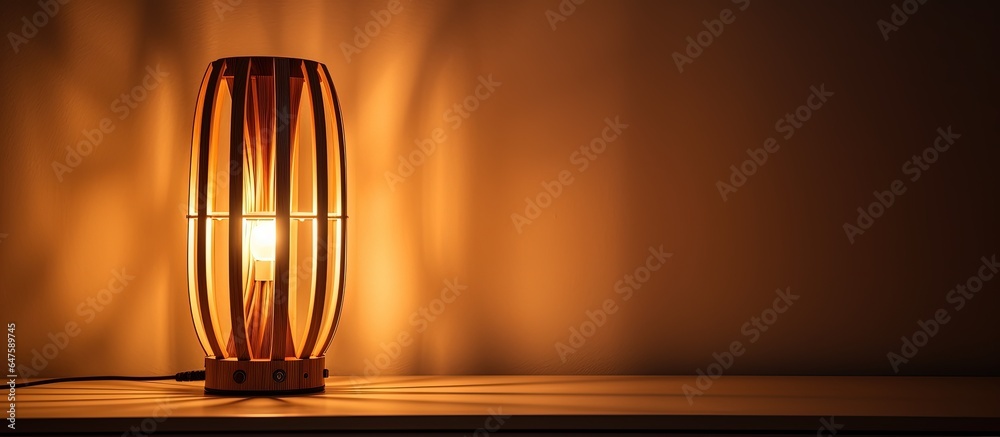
271;58;292;360
315;64;348;356
298;61;329;359
195;60;226;358
228;57;252;361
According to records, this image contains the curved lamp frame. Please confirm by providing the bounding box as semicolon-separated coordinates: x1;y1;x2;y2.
186;57;347;395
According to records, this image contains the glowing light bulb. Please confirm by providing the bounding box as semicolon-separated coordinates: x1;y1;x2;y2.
250;221;276;281
250;221;276;261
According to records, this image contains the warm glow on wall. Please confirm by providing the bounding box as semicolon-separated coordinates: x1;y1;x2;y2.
186;56;347;394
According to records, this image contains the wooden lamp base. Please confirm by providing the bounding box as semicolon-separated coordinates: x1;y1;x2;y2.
204;357;327;395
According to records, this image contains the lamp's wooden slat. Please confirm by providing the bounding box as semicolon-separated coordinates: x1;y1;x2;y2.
196;60;226;358
271;58;292;360
228;57;252;361
299;61;329;359
315;64;348;356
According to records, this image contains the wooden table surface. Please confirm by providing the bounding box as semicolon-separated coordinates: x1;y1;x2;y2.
10;375;1000;435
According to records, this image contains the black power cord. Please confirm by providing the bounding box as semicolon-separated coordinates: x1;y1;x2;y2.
13;370;205;389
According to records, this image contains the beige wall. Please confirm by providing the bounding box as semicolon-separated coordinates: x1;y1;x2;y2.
0;0;997;379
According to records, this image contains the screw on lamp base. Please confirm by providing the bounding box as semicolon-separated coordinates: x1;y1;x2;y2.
204;356;326;395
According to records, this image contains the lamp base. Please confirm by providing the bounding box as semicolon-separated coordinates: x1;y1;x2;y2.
204;357;327;395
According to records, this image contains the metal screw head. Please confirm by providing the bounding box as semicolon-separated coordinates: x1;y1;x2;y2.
233;370;247;384
272;369;286;383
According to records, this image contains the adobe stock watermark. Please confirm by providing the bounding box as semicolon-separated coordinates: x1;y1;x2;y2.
672;0;751;73
545;0;585;31
349;278;467;388
51;64;170;182
682;287;799;404
7;323;16;430
341;0;404;63
121;399;173;437
817;416;844;436
466;406;511;437
6;0;69;54
555;245;671;363
175;158;243;216
16;269;136;382
887;254;996;373
877;0;929;42
175;82;296;214
385;74;501;191
842;126;959;244
511;116;628;233
213;0;242;21
716;84;834;201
